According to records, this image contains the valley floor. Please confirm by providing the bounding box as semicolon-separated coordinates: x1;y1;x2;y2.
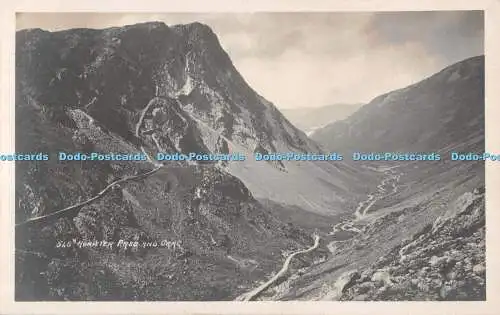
242;161;485;301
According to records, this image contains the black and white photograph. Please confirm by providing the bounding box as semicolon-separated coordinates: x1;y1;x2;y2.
4;3;496;311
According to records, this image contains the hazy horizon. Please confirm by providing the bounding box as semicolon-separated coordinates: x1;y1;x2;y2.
17;12;483;109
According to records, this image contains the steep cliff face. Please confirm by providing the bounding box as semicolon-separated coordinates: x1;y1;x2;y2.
15;22;334;301
16;21;368;215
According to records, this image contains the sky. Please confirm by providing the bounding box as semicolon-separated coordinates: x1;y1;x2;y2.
17;11;484;109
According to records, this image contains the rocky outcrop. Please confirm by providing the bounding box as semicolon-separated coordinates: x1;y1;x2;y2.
338;188;485;301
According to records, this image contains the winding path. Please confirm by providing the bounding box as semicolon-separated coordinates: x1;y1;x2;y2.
237;234;320;301
16;98;166;228
327;168;403;253
15;166;162;228
136;97;165;167
354;168;401;219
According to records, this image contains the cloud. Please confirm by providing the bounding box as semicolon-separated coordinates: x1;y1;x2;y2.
236;41;440;109
16;11;483;109
366;11;484;65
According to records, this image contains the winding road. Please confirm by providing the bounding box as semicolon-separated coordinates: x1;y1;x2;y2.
354;168;401;219
15;166;162;228
236;234;320;301
327;168;403;253
16;98;166;228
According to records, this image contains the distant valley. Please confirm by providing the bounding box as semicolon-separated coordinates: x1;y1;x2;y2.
280;103;363;135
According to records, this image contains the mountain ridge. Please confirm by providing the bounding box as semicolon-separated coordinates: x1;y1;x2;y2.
311;55;484;155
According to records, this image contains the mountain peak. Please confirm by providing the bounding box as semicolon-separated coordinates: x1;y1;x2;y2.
170;21;219;46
